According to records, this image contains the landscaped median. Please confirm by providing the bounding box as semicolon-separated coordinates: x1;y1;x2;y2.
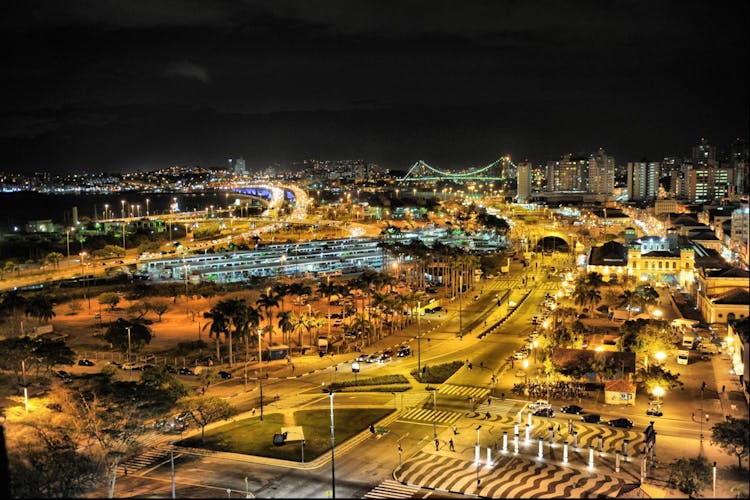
326;374;411;393
174;407;393;462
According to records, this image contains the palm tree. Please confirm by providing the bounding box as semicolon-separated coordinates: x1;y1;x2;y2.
287;282;312;315
46;252;64;270
277;310;296;345
292;313;310;348
24;295;56;324
272;282;291;314
256;291;280;344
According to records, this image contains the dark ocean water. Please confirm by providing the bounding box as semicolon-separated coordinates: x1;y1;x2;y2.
0;191;243;230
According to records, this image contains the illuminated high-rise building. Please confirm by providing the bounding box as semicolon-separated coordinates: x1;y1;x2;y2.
626;161;660;202
545;154;588;192
588;148;615;194
516;162;532;202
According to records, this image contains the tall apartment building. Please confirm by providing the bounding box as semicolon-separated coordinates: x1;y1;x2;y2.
730;138;749;195
545;154;589;192
588;148;615;194
693;138;717;168
228;157;247;175
730;204;749;269
516;162;532;203
626;161;660;202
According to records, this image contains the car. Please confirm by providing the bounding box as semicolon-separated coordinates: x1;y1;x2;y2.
560;405;584;414
533;408;556;418
218;371;232;380
78;359;95;366
514;350;528;360
581;414;602;424
366;353;381;363
381;349;394;359
646;407;663;417
397;347;411;357
608;418;634;429
121;362;144;370
355;353;369;362
55;370;72;382
528;400;551;411
178;367;195;376
165;365;177;374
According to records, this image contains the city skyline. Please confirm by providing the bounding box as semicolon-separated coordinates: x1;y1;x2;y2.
1;1;748;174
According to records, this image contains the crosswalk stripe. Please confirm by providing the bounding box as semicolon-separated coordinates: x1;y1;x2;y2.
398;408;463;424
364;480;419;499
438;384;490;399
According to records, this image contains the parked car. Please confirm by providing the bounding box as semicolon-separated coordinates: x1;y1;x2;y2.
218;371;232;380
560;405;584;414
608;418;634;429
533;407;555;417
355;353;369;363
77;359;95;366
178;367;195;376
581;414;602;424
165;365;177;374
55;370;73;382
121;362;144;370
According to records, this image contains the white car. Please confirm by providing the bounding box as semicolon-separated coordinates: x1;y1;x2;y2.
528;400;551;411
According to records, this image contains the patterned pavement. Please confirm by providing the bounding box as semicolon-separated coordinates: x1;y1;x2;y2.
396;450;631;498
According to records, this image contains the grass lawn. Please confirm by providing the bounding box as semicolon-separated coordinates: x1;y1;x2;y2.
176;407;393;461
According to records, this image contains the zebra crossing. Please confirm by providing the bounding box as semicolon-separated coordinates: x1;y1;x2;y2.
115;430;177;475
363;479;420;499
395;451;624;498
117;445;174;475
398;408;463;425
438;384;489;400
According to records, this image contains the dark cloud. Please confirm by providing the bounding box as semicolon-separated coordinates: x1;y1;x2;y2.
0;0;747;173
163;59;211;84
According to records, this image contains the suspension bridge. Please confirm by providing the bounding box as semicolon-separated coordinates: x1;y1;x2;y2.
398;156;518;183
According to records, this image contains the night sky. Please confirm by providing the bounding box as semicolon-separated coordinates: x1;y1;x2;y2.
2;0;748;174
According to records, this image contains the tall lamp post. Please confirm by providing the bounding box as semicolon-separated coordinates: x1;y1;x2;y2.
458;274;463;340
126;326;132;363
417;300;422;379
323;389;337;499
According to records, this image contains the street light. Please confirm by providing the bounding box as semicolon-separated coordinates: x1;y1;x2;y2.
653;386;664;404
126;326;132;363
417;300;422;380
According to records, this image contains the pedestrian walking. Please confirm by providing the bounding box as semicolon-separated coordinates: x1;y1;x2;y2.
291;363;295;373
557;424;561;433
691;412;695;421
501;392;505;400
452;425;458;435
123;464;128;476
722;384;726;393
487;396;492;405
435;439;440;451
485;411;491;420
468;362;472;370
252;408;256;416
449;438;455;451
